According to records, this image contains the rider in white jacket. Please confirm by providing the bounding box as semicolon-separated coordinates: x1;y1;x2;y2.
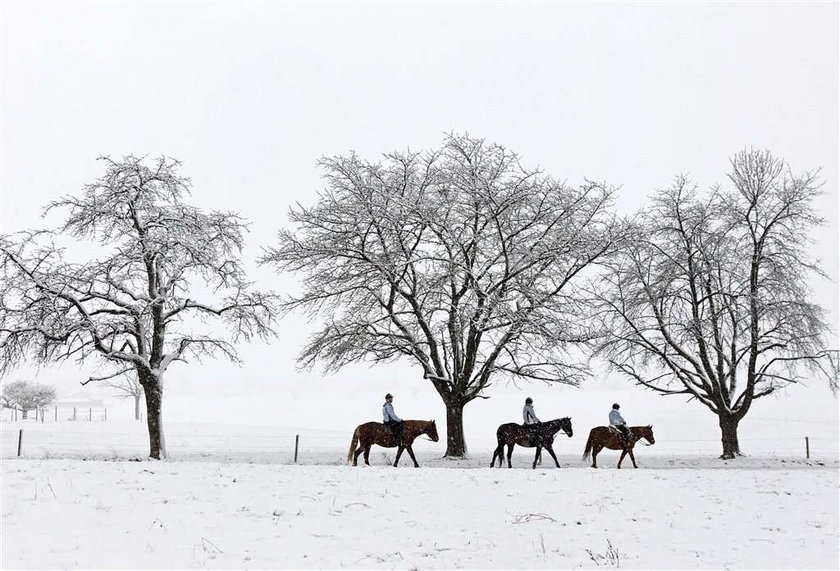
523;397;542;444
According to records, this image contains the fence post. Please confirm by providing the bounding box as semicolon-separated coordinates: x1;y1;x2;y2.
17;429;23;457
294;434;300;463
104;408;107;421
73;407;77;421
89;408;92;421
54;406;58;422
805;436;810;459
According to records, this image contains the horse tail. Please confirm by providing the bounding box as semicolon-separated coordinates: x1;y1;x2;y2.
347;426;360;464
583;431;593;461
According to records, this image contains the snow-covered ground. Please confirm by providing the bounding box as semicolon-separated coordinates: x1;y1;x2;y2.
2;384;837;569
2;454;837;570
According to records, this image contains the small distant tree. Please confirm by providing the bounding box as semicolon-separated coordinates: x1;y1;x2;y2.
0;156;278;458
1;381;56;419
104;372;144;420
262;134;621;456
596;150;834;459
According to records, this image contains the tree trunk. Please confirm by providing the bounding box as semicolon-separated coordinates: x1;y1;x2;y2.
21;409;28;420
718;414;741;459
443;400;467;457
142;377;166;459
134;394;141;421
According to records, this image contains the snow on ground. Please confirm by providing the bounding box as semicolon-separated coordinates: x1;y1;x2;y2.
2;383;837;569
2;454;837;570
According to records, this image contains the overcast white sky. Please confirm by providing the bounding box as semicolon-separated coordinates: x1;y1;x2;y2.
1;1;837;412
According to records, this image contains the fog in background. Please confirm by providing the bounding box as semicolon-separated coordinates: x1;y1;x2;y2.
1;1;837;436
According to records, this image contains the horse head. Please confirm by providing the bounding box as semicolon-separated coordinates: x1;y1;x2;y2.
641;425;655;445
561;417;573;438
425;420;439;442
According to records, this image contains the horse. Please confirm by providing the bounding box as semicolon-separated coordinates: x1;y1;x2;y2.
347;419;439;467
490;417;573;469
582;425;655;469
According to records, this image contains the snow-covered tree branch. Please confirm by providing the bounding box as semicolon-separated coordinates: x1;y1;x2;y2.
0;155;279;458
594;150;833;459
262;134;622;456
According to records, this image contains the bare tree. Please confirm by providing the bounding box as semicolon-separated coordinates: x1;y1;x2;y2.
595;150;834;459
1;380;56;419
262;134;620;456
0;156;278;458
104;372;145;420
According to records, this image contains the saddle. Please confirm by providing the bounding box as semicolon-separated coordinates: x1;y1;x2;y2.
608;426;630;440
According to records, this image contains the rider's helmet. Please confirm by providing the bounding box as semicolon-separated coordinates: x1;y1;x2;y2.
525;397;533;405
612;403;620;410
385;393;393;400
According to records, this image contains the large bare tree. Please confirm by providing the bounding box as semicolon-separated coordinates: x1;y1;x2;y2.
595;150;834;458
262;134;620;456
0;156;278;458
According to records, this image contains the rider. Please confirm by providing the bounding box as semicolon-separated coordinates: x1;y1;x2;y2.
522;397;542;445
609;403;630;442
382;393;404;447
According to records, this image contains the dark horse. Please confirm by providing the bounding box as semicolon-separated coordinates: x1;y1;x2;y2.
347;420;439;467
583;425;655;469
490;417;573;469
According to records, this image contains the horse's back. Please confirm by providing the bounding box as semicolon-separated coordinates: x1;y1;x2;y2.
355;421;384;437
588;426;612;439
496;422;522;438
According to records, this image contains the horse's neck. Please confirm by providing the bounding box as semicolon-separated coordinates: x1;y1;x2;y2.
544;418;564;433
404;420;425;437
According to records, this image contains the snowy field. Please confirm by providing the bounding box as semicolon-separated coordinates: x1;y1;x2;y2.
2;385;838;569
2;412;839;570
2;453;837;570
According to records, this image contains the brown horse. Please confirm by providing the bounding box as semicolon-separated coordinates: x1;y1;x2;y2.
347;420;439;467
583;425;655;468
490;417;573;469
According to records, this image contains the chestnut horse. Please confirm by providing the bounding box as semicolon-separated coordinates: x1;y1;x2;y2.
347;420;439;467
583;425;655;468
490;417;573;469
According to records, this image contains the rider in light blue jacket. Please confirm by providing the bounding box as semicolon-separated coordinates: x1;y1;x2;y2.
382;393;403;447
609;403;630;441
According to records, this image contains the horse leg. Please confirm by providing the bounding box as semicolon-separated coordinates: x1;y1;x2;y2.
617;448;627;469
491;445;502;468
393;445;404;467
363;445;371;466
628;447;638;468
506;444;515;468
405;445;419;468
591;444;601;468
532;445;542;469
353;447;363;466
544;443;560;468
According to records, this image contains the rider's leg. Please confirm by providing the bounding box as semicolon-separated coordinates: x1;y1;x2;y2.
619;425;630;443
